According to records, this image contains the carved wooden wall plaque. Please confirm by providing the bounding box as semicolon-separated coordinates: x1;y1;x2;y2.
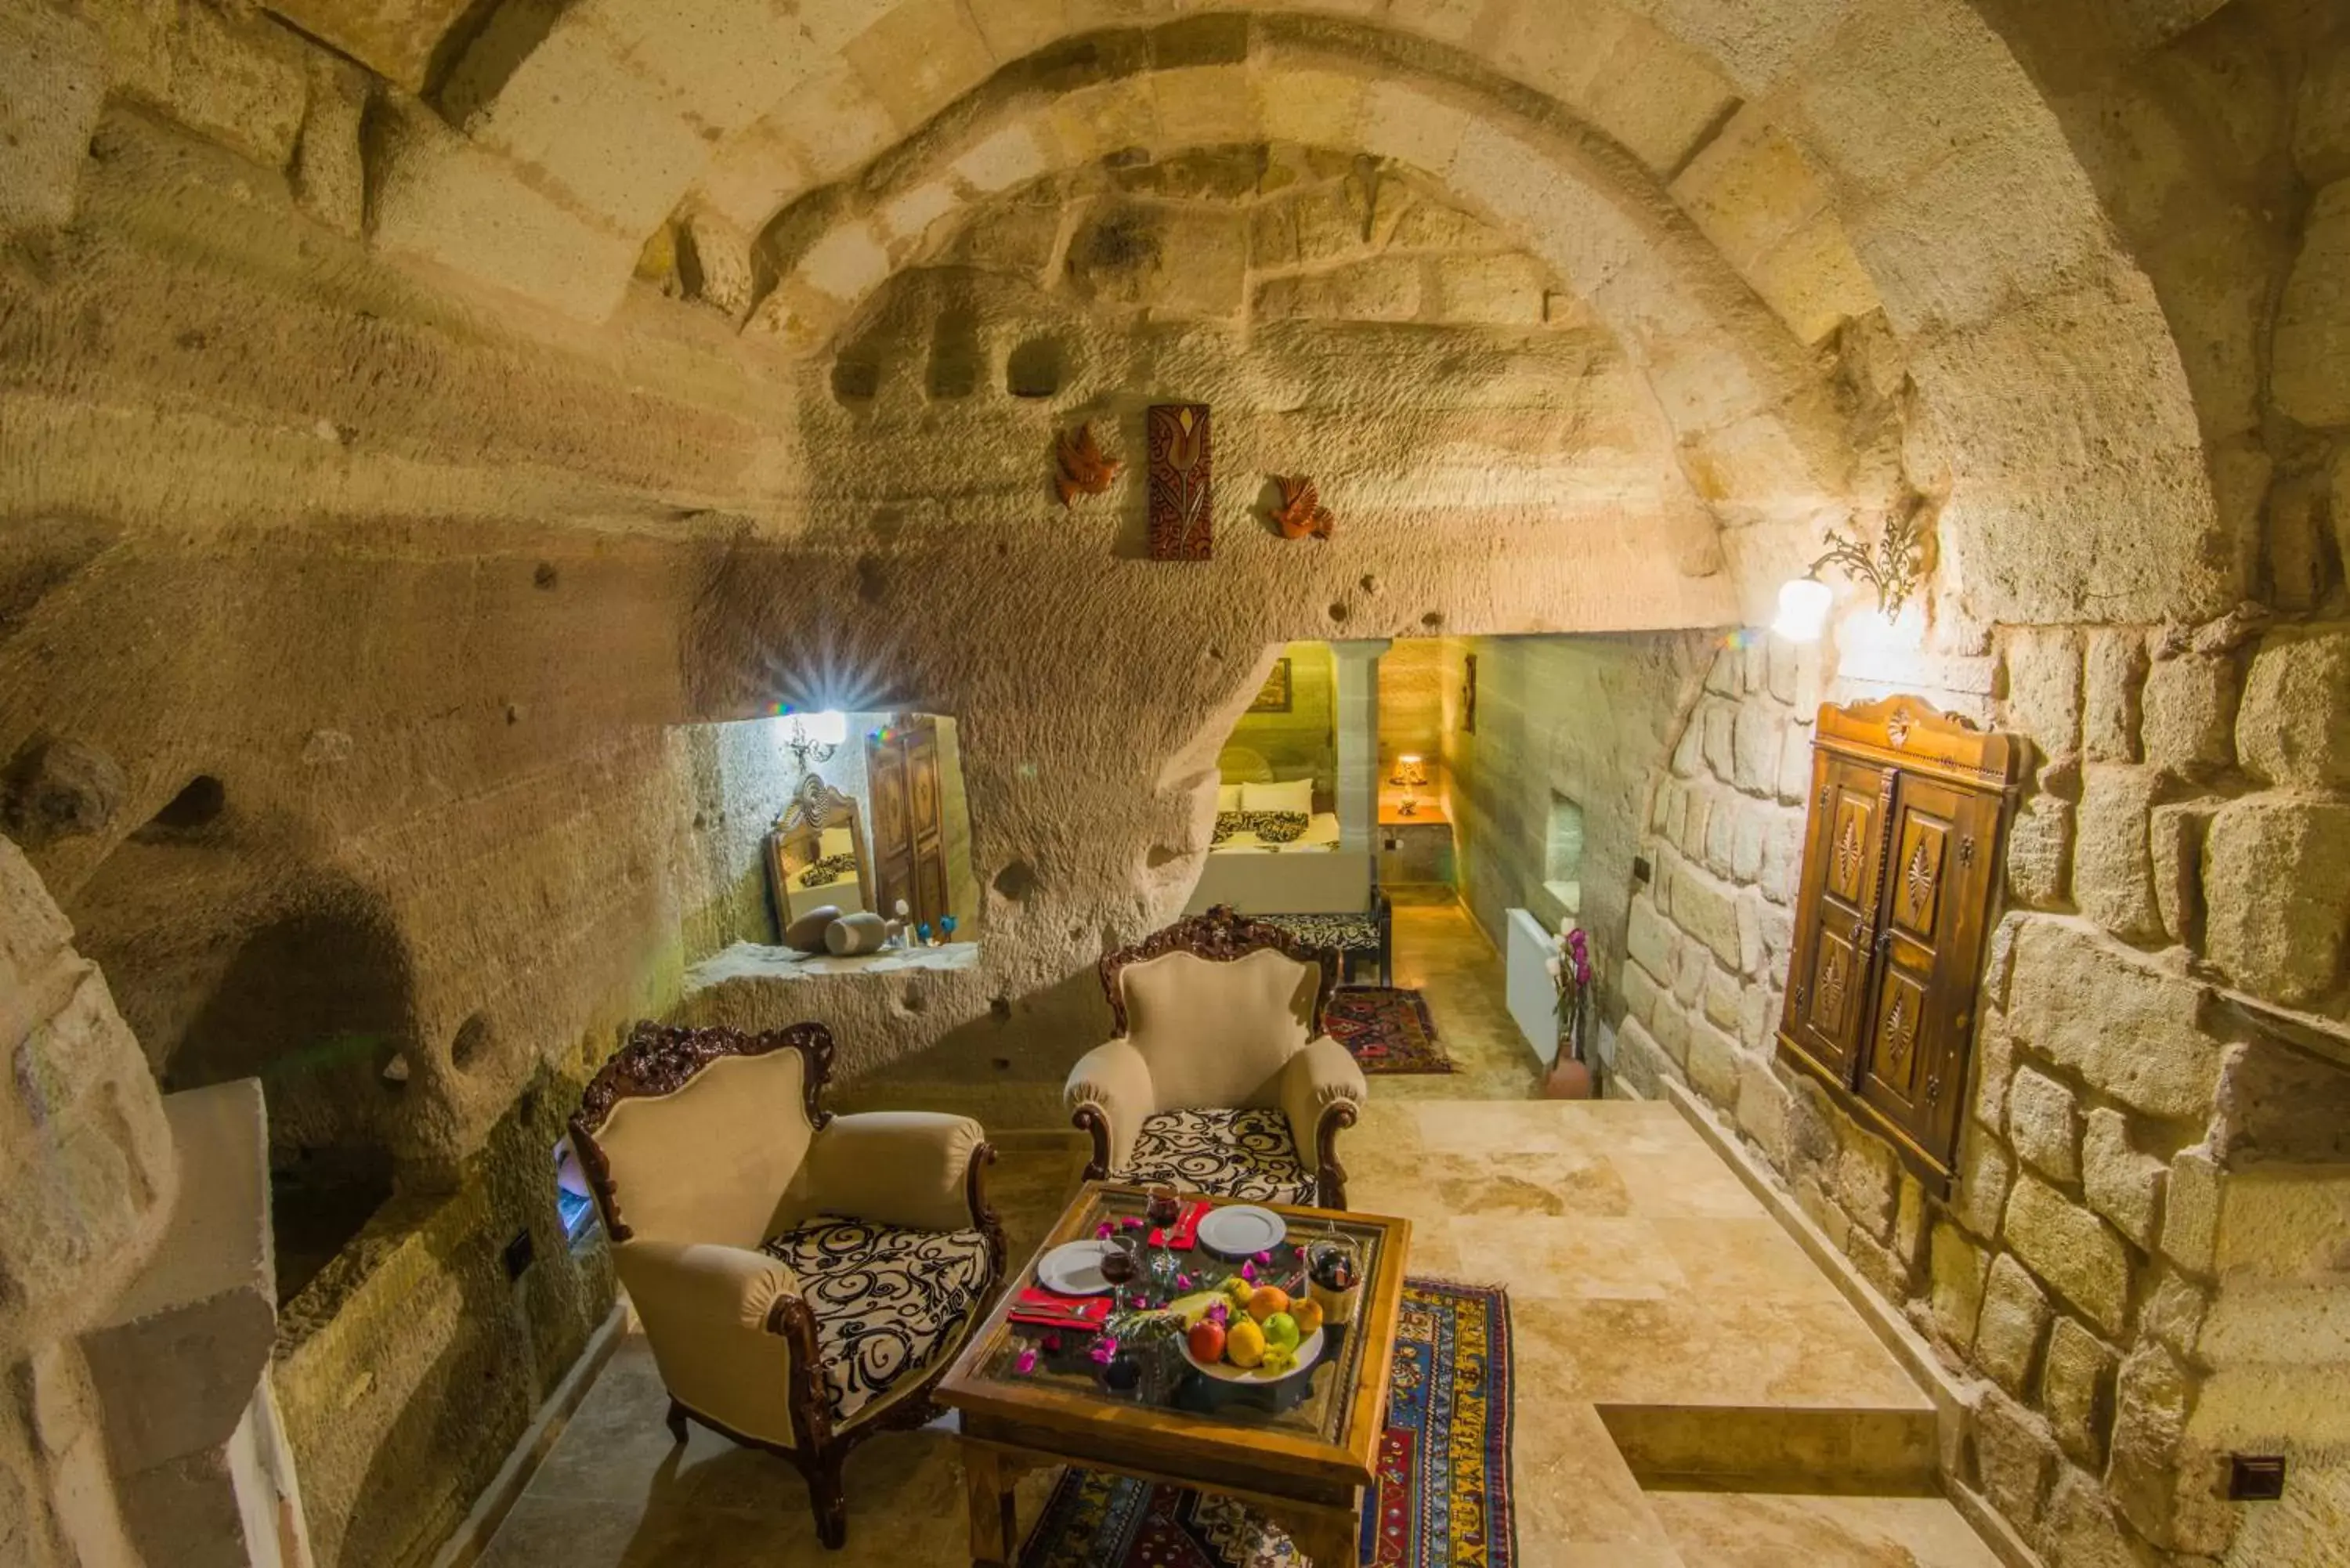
1147;403;1213;560
1777;695;2020;1189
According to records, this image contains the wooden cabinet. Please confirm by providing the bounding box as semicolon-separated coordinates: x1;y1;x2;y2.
1777;697;2019;1189
866;716;951;932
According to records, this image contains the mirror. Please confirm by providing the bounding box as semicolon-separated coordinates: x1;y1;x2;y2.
767;774;873;926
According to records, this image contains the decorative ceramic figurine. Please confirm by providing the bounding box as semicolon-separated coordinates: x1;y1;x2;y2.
1055;422;1120;508
1269;475;1335;540
940;914;958;942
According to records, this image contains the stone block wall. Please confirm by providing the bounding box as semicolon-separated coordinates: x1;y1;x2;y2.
1610;609;2350;1568
0;837;179;1566
1441;631;1712;999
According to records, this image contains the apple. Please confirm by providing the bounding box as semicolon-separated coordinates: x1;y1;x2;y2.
1188;1319;1227;1364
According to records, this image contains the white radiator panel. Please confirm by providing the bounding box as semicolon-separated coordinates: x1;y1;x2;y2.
1506;907;1563;1065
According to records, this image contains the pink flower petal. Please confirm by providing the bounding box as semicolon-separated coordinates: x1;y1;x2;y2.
1176;1274;1194;1290
1253;1251;1272;1266
1014;1349;1038;1375
1094;1222;1114;1239
1239;1261;1256;1282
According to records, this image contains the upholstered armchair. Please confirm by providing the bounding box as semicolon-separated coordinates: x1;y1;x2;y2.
569;1021;1004;1548
1065;905;1368;1209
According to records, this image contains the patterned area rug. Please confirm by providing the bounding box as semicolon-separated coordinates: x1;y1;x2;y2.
1323;987;1453;1075
1017;1279;1514;1568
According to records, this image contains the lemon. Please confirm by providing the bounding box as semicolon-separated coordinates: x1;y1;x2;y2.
1224;1319;1267;1369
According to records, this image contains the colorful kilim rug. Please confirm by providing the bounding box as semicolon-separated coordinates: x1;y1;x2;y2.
1323;987;1453;1075
1016;1279;1513;1568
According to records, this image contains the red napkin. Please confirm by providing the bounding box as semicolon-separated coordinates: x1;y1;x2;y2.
1151;1201;1211;1252
1009;1286;1112;1332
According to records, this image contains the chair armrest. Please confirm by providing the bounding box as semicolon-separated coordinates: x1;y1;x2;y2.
614;1239;809;1447
1065;1038;1156;1176
799;1112;991;1234
1279;1035;1366;1200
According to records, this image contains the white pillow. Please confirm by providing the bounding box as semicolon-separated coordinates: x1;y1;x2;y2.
1217;783;1244;812
1242;779;1313;815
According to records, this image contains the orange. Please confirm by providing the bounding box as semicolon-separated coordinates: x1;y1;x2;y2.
1289;1299;1325;1335
1246;1284;1290;1322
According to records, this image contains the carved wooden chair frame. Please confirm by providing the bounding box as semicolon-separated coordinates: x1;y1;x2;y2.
1079;905;1356;1209
570;1020;1004;1549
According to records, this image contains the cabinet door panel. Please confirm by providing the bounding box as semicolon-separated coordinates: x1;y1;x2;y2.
1857;775;1997;1165
866;735;913;917
1780;752;1892;1086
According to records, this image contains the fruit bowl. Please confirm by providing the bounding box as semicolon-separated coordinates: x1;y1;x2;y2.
1182;1324;1325;1384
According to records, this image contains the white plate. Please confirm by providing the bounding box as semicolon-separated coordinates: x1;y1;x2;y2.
1035;1239;1116;1295
1184;1324;1326;1385
1195;1205;1287;1258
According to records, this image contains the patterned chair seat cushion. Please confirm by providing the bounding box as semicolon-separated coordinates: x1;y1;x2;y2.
1256;912;1381;953
1109;1107;1316;1205
761;1219;993;1426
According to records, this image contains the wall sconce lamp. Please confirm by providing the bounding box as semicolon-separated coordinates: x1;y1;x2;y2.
780;709;848;771
1773;510;1928;645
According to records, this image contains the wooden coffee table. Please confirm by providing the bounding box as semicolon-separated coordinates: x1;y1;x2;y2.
938;1183;1410;1567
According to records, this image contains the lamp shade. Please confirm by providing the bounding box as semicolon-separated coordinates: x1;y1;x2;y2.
1771;576;1834;644
800;710;849;746
1391;753;1430;786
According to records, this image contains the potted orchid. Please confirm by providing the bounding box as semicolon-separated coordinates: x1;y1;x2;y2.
1542;923;1596;1100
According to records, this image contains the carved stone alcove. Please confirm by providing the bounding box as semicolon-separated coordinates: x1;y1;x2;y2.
1777;696;2023;1189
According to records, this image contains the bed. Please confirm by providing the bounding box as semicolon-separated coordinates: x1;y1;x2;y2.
1188;770;1390;978
1206;777;1340;854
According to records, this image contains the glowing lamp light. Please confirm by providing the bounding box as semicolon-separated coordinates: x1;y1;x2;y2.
1772;575;1834;644
779;707;849;769
1389;754;1430;787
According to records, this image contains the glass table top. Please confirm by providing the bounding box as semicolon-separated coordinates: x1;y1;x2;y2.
960;1185;1400;1446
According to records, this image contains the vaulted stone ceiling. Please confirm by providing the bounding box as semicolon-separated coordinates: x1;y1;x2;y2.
251;0;2230;627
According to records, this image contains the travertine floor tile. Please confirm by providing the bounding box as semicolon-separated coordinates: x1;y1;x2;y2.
1647;1491;2005;1568
1448;1216;1690;1300
1647;1216;1851;1305
1611;1149;1770;1218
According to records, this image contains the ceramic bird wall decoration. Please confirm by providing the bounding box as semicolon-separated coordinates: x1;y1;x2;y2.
1054;422;1121;508
1270;475;1336;540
